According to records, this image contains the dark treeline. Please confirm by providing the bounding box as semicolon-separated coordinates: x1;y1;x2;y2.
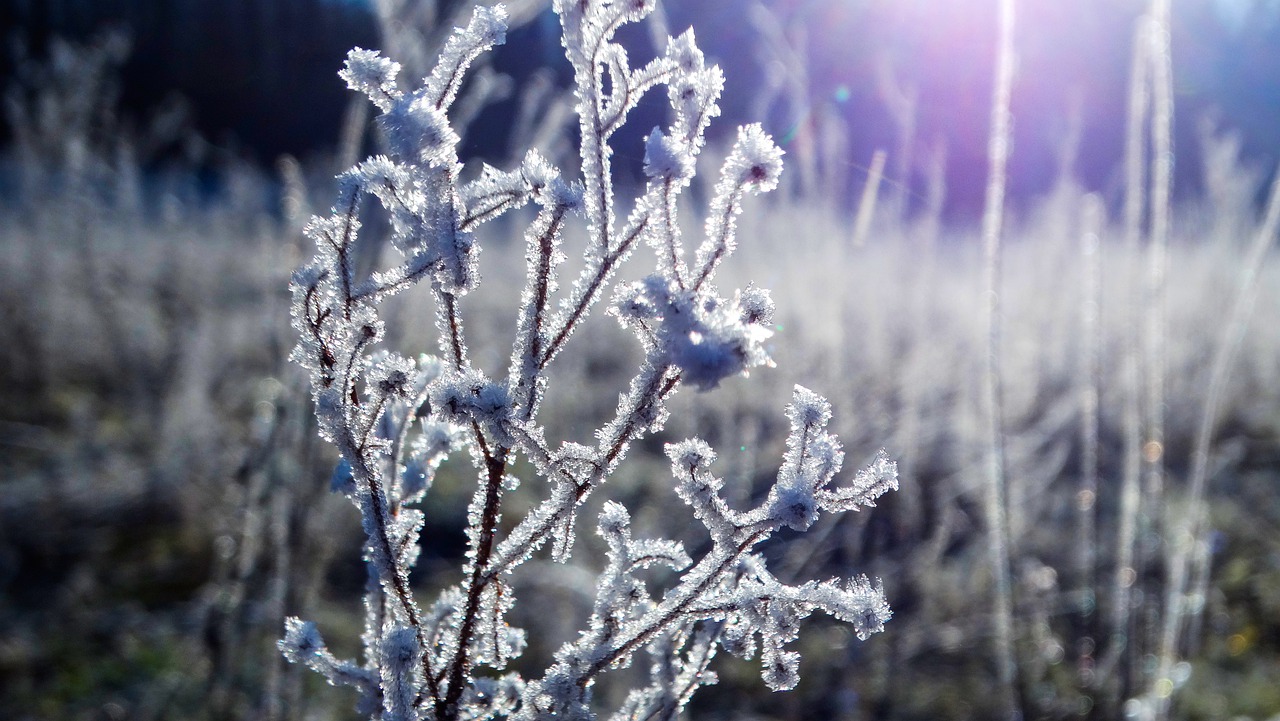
3;0;1280;217
1;0;379;159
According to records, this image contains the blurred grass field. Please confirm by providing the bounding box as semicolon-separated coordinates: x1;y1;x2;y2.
3;20;1280;721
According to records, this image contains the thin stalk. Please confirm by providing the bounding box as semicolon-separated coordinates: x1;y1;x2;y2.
979;0;1021;717
1100;16;1150;716
1152;165;1280;720
1140;0;1173;708
851;149;887;248
1076;194;1104;700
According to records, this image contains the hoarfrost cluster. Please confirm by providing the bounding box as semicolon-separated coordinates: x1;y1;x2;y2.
283;2;895;719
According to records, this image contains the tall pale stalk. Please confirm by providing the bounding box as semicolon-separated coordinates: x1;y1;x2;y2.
1075;194;1104;702
852;149;887;248
980;0;1021;717
1100;17;1150;716
1151;166;1280;720
1140;1;1173;710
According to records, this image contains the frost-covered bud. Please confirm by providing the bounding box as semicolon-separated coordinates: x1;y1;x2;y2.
666;439;716;473
381;95;460;166
521;151;583;212
767;481;818;531
724;124;784;193
430;370;513;436
611;276;668;329
341;48;402;111
807;435;844;484
548;177;585;214
644;129;695;181
667;30;704;74
469;4;509;47
761;648;801;691
473;380;513;420
368;352;416;400
280;618;325;663
667;302;773;391
521;150;558;192
598;501;631;538
737;284;774;326
670;68;723;142
291;263;324;292
835;576;892;641
786;385;831;429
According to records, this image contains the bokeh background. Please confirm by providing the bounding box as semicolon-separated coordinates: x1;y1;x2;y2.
2;1;1279;720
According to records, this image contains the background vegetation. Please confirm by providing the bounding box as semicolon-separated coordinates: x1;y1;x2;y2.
2;1;1279;720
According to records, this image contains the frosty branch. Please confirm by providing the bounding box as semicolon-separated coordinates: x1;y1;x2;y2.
281;2;896;720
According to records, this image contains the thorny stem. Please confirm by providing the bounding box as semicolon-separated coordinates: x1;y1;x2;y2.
440;432;508;720
603;64;678;136
514;209;568;417
539;214;649;369
441;291;467;369
461;189;527;231
674;625;722;707
579;531;767;684
485;370;680;579
349;447;441;706
334;193;360;317
692;186;745;293
660;178;686;290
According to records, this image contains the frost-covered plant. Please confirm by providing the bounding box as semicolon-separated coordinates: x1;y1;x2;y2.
281;3;896;720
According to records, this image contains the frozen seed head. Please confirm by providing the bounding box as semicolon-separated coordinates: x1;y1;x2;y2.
727;124;784;193
670;323;770;391
430;370;512;428
644;128;696;181
598;501;631;537
666;439;717;473
369;352;416;399
381;95;459;166
280;618;324;663
521;150;557;191
470;4;509;46
762;649;801;691
668;30;704;74
610;280;662;332
666;295;773;391
769;481;818;531
737;284;774;326
341;48;401;111
787;385;831;429
670;67;723;141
